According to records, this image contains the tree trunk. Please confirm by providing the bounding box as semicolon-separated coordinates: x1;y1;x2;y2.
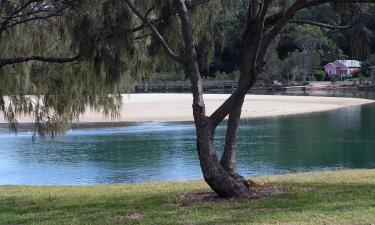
176;0;251;198
195;117;251;198
220;97;249;186
220;97;244;173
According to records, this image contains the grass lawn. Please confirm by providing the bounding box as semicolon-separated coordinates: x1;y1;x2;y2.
1;169;375;225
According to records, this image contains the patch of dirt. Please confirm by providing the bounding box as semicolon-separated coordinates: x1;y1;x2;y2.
126;212;145;220
180;185;286;205
106;215;128;222
106;212;145;223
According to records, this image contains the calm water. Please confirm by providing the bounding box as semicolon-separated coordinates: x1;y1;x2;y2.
0;92;374;185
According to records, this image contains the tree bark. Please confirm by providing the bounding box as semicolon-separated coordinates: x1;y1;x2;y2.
220;97;250;187
195;117;251;197
220;97;244;174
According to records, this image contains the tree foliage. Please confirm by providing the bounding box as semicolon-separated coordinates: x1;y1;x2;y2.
0;0;224;136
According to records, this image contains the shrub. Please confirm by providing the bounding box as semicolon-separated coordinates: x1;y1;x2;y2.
352;71;360;79
214;71;229;80
312;70;326;81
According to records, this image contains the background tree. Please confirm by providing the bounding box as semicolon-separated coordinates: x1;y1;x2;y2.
259;48;284;85
281;50;320;84
207;3;375;82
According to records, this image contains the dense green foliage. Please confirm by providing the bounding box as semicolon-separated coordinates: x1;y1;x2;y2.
312;69;326;81
1;169;375;224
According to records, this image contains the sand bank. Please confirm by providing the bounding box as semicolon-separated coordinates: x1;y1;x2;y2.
1;94;374;123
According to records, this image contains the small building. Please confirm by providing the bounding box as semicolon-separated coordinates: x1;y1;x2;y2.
324;60;361;78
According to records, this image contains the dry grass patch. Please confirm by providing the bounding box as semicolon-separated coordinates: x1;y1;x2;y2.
180;184;286;206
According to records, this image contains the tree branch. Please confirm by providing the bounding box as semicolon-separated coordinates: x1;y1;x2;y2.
262;0;308;50
122;0;185;63
0;0;77;34
2;12;62;31
265;11;284;26
0;54;81;68
289;19;355;29
301;0;375;9
126;0;213;34
259;0;374;64
0;0;42;31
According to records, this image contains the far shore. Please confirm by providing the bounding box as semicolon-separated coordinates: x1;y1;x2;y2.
1;94;374;124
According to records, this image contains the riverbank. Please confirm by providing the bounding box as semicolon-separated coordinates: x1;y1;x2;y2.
1;94;373;124
1;169;374;224
135;80;375;93
63;94;375;123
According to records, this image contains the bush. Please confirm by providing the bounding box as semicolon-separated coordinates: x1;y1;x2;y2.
214;71;229;80
312;70;326;81
330;75;339;84
229;70;240;81
324;74;331;81
358;74;368;84
352;71;360;79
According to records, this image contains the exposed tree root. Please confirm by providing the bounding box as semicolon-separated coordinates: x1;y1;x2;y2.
180;184;286;205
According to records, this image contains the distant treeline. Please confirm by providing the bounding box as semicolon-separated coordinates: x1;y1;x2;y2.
196;3;375;84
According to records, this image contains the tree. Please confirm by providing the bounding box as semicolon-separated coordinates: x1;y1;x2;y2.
312;69;326;81
280;50;320;84
121;0;375;198
2;0;375;198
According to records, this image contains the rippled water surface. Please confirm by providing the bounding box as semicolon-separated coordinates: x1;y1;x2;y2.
0;92;374;185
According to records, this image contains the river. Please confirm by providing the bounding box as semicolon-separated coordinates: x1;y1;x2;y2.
0;91;374;185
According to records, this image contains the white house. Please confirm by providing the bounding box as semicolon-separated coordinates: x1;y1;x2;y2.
324;60;361;78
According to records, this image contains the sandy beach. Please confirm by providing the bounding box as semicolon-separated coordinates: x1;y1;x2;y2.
1;94;373;124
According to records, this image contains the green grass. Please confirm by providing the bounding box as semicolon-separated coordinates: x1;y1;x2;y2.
1;169;375;225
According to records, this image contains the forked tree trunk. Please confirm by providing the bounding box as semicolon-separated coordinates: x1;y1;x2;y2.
177;0;252;198
124;0;313;198
195;117;251;197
